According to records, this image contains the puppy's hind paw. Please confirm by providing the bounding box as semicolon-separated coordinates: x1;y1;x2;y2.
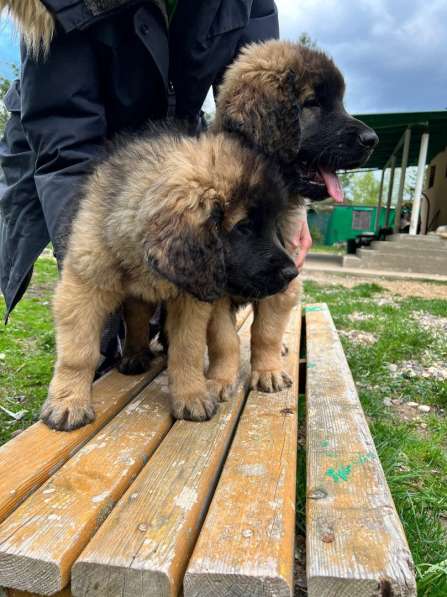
40;397;95;431
250;369;293;393
118;348;153;375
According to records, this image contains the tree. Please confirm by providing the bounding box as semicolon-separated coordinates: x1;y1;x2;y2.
0;65;18;135
0;76;11;134
298;32;318;49
338;170;380;205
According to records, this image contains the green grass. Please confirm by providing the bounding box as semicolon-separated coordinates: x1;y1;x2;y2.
0;255;58;444
303;279;447;596
310;242;346;255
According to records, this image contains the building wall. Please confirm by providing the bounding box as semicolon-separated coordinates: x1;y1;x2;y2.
423;147;447;231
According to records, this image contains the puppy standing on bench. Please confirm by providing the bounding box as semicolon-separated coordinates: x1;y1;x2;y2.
41;128;298;430
206;40;378;393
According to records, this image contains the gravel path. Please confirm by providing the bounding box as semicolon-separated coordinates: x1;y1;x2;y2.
302;270;447;299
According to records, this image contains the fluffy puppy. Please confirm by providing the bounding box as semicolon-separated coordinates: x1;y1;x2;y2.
40;127;297;430
208;40;378;392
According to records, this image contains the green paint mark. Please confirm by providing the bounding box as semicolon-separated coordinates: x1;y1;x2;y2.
307;362;316;369
354;451;376;465
325;451;377;483
320;440;336;457
305;306;324;312
326;465;352;483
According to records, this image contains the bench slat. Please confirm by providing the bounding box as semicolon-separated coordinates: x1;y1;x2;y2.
183;304;301;597
2;589;71;597
305;304;416;596
71;315;253;597
0;366;163;526
0;378;173;595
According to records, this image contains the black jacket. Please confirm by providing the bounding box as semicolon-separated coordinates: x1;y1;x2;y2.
0;0;279;320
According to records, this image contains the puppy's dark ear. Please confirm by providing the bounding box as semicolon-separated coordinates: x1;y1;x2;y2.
217;70;301;163
146;202;226;303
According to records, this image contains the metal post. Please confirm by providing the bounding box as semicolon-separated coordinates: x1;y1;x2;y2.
374;168;386;231
384;155;396;228
393;127;412;232
409;132;429;235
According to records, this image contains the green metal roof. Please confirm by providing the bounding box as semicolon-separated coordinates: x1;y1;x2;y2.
353;110;447;169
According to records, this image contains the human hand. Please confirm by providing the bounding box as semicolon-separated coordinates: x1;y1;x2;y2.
291;216;312;271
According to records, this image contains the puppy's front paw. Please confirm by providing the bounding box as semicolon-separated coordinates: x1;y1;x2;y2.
171;389;218;422
41;394;95;431
250;369;293;393
206;378;238;402
118;348;153;375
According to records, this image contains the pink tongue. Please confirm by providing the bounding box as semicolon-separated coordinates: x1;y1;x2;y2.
319;167;344;203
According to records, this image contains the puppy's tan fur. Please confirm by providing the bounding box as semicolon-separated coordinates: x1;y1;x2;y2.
210;41;312;392
41;131;271;430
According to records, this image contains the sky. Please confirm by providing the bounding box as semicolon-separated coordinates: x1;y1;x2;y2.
276;0;447;114
1;0;446;115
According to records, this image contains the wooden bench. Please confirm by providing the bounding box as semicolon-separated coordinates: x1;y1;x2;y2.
0;303;416;596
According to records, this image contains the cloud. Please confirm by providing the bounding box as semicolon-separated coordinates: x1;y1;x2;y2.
276;0;447;113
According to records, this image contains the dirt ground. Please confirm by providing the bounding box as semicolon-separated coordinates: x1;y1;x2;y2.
302;270;447;299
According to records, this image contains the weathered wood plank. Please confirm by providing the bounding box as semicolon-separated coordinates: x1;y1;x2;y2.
3;589;71;597
0;378;173;595
305;304;416;596
184;304;301;597
71;316;253;597
0;364;163;525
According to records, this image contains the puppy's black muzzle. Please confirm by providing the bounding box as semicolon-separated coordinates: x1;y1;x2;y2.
280;265;299;284
226;249;298;301
256;252;298;297
359;129;379;149
333;116;379;170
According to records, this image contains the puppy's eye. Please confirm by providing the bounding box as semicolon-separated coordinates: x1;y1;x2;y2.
303;97;320;109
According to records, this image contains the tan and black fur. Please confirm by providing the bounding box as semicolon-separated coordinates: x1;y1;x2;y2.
41;127;297;430
208;40;378;392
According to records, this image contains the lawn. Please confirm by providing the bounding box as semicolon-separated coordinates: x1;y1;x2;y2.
0;252;57;445
310;242;346;255
0;257;446;595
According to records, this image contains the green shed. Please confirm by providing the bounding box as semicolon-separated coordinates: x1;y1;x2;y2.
308;205;396;246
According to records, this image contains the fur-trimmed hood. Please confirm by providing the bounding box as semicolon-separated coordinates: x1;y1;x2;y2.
0;0;55;56
0;0;168;57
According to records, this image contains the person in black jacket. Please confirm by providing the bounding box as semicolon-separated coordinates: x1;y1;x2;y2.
0;0;312;364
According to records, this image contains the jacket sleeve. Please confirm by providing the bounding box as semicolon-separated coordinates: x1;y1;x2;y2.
170;0;253;119
238;0;279;47
211;0;279;102
19;31;107;262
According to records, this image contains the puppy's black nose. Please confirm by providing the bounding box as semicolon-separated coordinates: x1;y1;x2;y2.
359;129;379;148
281;265;299;283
